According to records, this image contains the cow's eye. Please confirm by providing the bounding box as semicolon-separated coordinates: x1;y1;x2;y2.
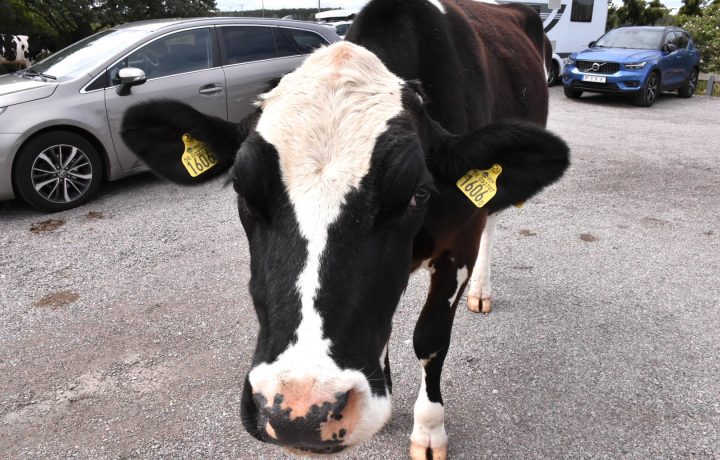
410;186;431;208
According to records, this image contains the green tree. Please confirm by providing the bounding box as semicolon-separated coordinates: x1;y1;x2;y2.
7;0;217;48
679;0;704;15
644;0;670;24
678;1;720;72
616;0;647;24
613;0;670;25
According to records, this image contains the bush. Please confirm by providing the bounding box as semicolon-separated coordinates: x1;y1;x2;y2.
677;2;720;73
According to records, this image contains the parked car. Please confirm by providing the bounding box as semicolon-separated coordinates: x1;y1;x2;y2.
330;21;353;39
562;26;700;107
548;52;565;86
0;17;340;212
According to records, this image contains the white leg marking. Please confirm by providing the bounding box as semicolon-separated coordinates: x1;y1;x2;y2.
411;367;447;450
426;0;447;13
417;258;437;275
468;212;499;313
448;266;469;308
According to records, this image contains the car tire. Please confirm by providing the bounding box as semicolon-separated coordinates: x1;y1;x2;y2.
563;86;583;99
678;69;698;98
14;131;103;212
547;62;559;86
635;72;660;107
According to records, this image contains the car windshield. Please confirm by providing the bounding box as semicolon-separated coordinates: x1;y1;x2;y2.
27;29;151;80
595;29;664;50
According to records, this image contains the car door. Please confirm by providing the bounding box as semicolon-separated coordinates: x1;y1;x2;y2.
659;31;683;88
674;32;693;83
105;27;227;171
219;25;330;123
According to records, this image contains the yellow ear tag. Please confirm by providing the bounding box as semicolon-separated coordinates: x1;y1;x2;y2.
181;133;218;177
456;164;502;208
514;202;525;208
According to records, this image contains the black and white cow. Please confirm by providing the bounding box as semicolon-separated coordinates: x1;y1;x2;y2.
0;34;48;68
121;0;570;458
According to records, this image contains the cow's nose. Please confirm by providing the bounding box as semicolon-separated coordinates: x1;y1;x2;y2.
252;380;361;450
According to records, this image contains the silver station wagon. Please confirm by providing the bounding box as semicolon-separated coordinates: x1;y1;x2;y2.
0;17;340;211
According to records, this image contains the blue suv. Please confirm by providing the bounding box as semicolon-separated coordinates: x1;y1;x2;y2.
562;26;700;107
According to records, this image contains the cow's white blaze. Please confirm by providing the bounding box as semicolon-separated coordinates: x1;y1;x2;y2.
249;41;404;444
427;0;447;14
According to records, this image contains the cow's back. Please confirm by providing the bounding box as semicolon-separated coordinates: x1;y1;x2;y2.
346;0;549;132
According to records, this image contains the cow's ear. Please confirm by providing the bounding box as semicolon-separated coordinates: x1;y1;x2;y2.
121;100;260;185
430;120;570;213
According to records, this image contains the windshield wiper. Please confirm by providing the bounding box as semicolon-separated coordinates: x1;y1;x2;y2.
22;69;57;81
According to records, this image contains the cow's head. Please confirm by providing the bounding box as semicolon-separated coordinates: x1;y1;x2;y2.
122;41;568;454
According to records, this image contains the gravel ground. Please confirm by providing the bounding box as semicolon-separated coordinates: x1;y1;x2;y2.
1;87;719;459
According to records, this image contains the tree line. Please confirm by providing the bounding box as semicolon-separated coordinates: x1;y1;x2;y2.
1;1;335;50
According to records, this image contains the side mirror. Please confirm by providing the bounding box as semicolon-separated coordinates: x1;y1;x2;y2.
665;43;677;53
117;67;146;96
588;41;596;48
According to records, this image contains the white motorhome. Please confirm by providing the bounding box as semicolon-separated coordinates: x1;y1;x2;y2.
495;0;608;56
491;0;607;82
315;9;360;39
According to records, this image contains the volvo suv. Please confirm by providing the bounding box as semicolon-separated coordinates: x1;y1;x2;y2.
562;26;700;107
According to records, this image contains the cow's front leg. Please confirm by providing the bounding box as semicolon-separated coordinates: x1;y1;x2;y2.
467;212;499;314
411;253;470;460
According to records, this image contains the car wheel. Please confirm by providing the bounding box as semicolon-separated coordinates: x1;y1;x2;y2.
547;62;559;86
635;72;659;107
14;131;103;212
563;85;583;99
678;69;698;98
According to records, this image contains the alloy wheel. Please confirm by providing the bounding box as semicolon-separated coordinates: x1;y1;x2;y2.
31;144;94;204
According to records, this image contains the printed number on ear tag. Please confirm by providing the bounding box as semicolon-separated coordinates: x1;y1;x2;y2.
456;164;502;208
181;133;218;177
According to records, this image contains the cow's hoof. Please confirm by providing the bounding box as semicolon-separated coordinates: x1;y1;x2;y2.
467;295;492;314
410;441;447;460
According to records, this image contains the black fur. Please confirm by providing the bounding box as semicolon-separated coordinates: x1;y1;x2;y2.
121;100;241;184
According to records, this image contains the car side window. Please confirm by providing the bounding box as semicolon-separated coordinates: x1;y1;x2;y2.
221;26;277;64
109;28;212;84
276;27;328;55
676;32;689;49
664;31;680;50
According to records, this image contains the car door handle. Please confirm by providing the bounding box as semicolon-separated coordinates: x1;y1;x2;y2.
199;84;223;95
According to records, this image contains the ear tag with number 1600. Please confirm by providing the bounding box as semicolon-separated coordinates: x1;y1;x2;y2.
456;164;502;208
181;133;218;177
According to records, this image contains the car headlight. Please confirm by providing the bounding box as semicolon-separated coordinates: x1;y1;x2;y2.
564;56;576;66
625;62;647;70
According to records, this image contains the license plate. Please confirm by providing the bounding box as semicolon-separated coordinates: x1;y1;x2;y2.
582;75;606;83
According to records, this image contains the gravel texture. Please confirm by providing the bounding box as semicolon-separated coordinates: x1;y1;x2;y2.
1;87;719;459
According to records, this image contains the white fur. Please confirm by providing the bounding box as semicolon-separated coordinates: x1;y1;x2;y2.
411;367;448;449
417;258;437;275
250;41;405;446
449;266;469;307
468;212;499;303
426;0;447;13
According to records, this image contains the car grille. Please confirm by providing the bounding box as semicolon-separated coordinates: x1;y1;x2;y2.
571;80;620;91
576;61;621;74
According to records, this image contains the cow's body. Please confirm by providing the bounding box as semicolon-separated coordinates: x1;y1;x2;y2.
0;34;47;68
121;0;570;458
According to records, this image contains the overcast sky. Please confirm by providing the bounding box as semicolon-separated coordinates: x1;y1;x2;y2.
216;0;683;13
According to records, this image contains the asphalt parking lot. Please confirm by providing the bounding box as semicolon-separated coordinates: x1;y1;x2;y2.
1;86;719;459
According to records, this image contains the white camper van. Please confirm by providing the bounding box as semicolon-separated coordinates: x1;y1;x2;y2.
315;9;360;39
493;0;608;82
